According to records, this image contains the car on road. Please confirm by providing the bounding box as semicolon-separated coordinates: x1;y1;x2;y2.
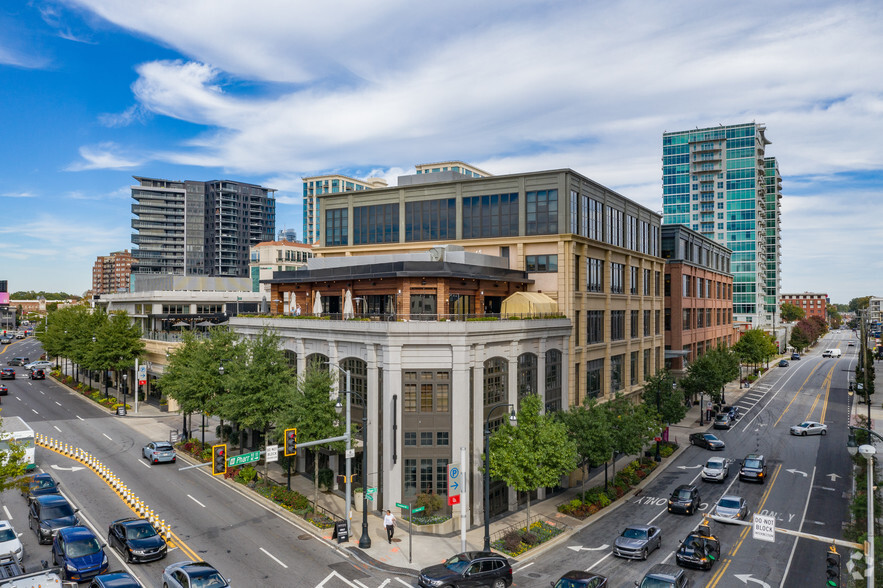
739;454;767;483
612;524;661;560
722;405;740;420
790;421;828;436
28;494;80;544
689;432;725;450
24;360;51;372
710;495;749;522
712;413;732;430
162;561;231;588
52;526;109;582
791;353;801;360
0;338;11;345
29;369;45;380
675;529;720;571
0;369;14;380
89;572;145;588
21;472;61;504
668;485;701;515
417;551;512;588
0;521;24;565
0;384;6;396
6;357;29;366
848;341;855;346
142;441;177;464
107;517;167;563
635;563;690;588
701;457;729;482
552;570;608;588
778;359;789;367
14;333;24;339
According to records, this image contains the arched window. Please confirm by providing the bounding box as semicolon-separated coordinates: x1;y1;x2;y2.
305;353;328;372
283;350;297;375
340;358;367;407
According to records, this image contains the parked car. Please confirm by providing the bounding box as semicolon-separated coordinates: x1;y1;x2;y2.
6;357;29;366
689;432;725;450
668;485;701;515
713;413;732;430
162;561;231;588
778;359;790;367
29;369;45;380
0;385;6;396
51;526;109;582
790;421;828;436
739;454;767;483
612;524;661;560
28;494;80;544
701;457;729;482
417;552;512;588
107;518;167;563
722;405;740;420
552;571;608;588
0;369;14;380
21;472;61;504
635;563;690;588
791;353;801;360
142;442;176;465
675;529;720;570
0;521;24;565
710;495;749;522
89;572;144;588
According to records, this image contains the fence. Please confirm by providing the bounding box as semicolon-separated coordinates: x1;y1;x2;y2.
489;513;567;544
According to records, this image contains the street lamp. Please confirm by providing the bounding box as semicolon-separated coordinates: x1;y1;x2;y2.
848;426;879;588
330;363;371;549
483;402;517;551
655;380;664;463
121;373;127;415
89;336;96;391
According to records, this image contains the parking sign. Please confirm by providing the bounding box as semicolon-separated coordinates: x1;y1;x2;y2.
447;464;461;506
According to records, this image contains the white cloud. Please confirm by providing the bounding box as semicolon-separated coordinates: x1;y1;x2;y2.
98;104;147;127
1;191;36;198
66;143;142;171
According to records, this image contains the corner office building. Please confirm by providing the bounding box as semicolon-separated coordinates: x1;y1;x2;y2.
661;123;781;326
131;177;276;278
315;167;665;406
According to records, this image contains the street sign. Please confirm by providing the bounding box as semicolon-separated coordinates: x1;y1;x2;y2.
227;451;261;467
752;513;776;543
137;364;147;386
447;463;461;506
412;506;425;513
265;444;278;462
395;502;409;510
345;448;355;459
366;488;376;501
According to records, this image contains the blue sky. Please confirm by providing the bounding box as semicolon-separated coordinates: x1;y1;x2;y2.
2;1;882;303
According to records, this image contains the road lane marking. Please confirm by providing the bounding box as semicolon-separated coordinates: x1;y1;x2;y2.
76;415;84;420
187;494;206;508
773;363;824;428
818;363;835;424
53;426;61;433
259;547;288;568
139;460;150;468
354;581;369;588
2;505;11;520
55;401;62;406
103;433;112;440
394;579;411;587
31;409;38;414
782;466;818;583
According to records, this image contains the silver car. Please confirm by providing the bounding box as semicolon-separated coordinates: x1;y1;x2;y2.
612;524;662;560
162;561;230;588
711;495;749;522
790;421;828;436
142;442;177;464
701;457;729;482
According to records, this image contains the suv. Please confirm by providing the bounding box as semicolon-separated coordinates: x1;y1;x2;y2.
6;358;29;367
668;485;701;515
28;495;80;544
418;552;512;588
28;369;45;380
739;454;767;483
635;563;690;587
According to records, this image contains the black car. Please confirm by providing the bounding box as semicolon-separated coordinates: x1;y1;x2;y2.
689;432;725;450
791;353;801;360
89;572;144;588
6;357;29;366
22;473;61;504
739;454;767;483
552;570;608;588
28;495;80;544
418;552;512;588
0;368;14;380
675;529;720;570
668;485;701;515
107;518;167;563
29;369;45;380
635;564;690;588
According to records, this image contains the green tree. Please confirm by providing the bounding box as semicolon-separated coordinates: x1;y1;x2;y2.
0;412;29;492
641;369;686;425
90;312;145;399
826;306;842;329
605;394;659;481
789;327;811;353
558;398;612;490
779;303;805;322
848;296;871;313
488;394;577;527
733;329;778;370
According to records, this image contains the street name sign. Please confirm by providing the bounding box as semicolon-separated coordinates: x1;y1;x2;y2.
412;506;425;513
395;502;409;510
752;513;776;542
227;451;261;467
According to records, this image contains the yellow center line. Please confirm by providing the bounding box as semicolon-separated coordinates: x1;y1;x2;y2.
817;363;836;424
773;363;824;428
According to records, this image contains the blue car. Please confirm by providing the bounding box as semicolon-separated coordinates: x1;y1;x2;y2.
22;472;61;505
142;441;177;464
88;572;144;588
51;526;109;582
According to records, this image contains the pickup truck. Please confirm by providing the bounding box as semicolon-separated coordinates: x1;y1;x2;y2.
0;556;72;588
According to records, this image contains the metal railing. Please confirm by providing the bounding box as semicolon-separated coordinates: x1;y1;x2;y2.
489;513;567;543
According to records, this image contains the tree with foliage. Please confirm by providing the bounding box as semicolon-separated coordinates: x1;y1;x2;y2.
641;369;686;425
848;296;871;313
0;412;29;492
733;329;778;370
855;349;876;399
10;291;76;301
605;394;659;481
558;398;612;490
826;306;842;329
89;312;145;399
488;394;577;528
779;303;805;322
789;327;811;353
679;345;739;414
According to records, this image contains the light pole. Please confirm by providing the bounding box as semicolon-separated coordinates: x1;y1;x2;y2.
655;379;663;462
330;363;371;548
90;336;96;391
483;402;517;551
848;426;879;588
121;373;127;415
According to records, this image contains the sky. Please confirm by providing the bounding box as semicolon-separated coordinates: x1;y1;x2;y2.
1;1;882;303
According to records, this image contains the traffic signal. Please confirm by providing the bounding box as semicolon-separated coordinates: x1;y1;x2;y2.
212;444;227;476
284;428;297;456
825;546;840;586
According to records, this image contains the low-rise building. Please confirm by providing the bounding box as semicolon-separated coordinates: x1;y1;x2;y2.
249;241;313;294
780;292;828;321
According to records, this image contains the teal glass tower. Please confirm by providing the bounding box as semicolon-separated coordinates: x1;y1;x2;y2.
662;123;781;326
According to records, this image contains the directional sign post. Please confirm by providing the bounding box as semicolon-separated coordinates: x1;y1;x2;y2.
227;450;261;467
447;464;461;506
395;503;414;563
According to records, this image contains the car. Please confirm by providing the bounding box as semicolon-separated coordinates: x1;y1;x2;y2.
668;485;701;515
417;551;512;588
634;563;690;588
0;338;11;345
675;529;720;571
89;572;145;588
21;472;61;504
791;353;801;360
722;405;740;420
142;441;176;464
51;526;109;582
6;357;29;366
0;521;24;565
29;369;45;380
0;385;6;396
28;494;80;544
710;495;750;522
701;457;729;482
689;432;725;450
612;524;661;560
739;454;767;483
790;421;828;436
107;518;167;563
778;359;789;367
552;571;608;588
848;341;855;346
162;561;231;588
14;333;24;339
0;369;14;380
712;413;732;430
24;360;51;372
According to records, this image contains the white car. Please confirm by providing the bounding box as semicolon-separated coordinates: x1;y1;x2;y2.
701;457;730;482
790;421;828;436
24;360;52;372
0;520;24;564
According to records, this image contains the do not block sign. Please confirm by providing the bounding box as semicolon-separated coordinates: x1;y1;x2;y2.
752;513;776;543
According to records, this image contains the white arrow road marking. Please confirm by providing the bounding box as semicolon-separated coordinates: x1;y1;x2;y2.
786;469;807;477
734;573;771;588
568;544;610;552
2;505;11;520
187;494;206;508
76;416;84;421
826;473;841;481
51;465;85;472
259;547;288;568
677;465;703;470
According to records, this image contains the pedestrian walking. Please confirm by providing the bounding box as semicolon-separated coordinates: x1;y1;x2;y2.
383;509;396;543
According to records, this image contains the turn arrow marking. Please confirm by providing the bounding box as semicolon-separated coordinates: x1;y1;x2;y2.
786;468;807;477
50;464;85;472
677;465;703;470
734;574;771;588
826;473;841;481
567;544;610;552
